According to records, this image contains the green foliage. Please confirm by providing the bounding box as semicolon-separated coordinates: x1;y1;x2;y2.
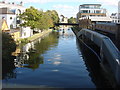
68;17;76;23
2;33;17;60
20;38;29;43
20;7;59;31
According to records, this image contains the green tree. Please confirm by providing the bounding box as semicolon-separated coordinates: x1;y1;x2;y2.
20;6;42;30
68;17;76;23
20;7;59;31
46;10;59;26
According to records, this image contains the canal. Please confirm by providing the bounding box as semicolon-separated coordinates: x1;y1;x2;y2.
2;28;111;88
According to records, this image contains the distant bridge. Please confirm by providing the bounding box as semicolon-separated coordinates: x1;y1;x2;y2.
55;23;79;26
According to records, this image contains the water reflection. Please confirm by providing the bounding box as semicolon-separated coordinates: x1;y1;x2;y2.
2;32;59;79
76;39;112;88
3;28;110;88
2;56;16;80
13;32;59;70
59;28;74;38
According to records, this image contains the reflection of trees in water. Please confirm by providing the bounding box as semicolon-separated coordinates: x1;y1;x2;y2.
14;32;59;70
2;33;17;80
2;56;16;80
76;39;112;88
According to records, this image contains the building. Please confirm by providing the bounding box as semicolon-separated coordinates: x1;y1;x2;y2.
21;27;33;38
0;7;17;29
0;1;25;29
59;15;68;29
0;1;33;39
77;4;112;22
60;15;68;23
0;18;9;31
118;1;120;21
110;13;120;23
110;1;120;24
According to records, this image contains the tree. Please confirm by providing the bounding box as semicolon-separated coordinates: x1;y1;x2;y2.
20;6;59;31
68;17;76;23
46;10;59;26
20;6;42;30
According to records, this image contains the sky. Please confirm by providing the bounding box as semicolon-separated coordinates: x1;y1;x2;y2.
1;0;120;18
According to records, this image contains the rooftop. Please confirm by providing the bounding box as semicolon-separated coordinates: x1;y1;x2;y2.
0;8;15;14
80;4;101;6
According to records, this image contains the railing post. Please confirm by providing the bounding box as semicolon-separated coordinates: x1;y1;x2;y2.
116;24;120;50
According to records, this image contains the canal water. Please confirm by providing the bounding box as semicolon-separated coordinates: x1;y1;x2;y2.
2;28;111;88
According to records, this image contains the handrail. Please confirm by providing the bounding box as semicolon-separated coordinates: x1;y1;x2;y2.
77;28;120;84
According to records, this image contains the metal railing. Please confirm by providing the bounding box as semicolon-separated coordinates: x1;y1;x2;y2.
77;28;120;84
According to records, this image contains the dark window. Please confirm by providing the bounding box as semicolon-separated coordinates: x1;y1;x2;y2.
82;10;88;13
16;20;21;24
10;17;12;19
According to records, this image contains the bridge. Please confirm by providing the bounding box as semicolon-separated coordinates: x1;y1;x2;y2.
55;23;79;26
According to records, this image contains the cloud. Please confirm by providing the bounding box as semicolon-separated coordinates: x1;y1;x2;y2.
3;0;119;17
97;0;119;6
2;0;53;4
6;0;119;5
52;4;78;18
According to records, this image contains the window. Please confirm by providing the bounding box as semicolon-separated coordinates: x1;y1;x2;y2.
82;15;86;17
82;10;88;13
96;10;101;13
10;17;12;19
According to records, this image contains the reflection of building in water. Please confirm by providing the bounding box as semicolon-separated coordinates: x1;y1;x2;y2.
22;42;35;53
14;39;42;68
14;41;35;67
12;47;21;56
14;53;29;67
59;28;74;38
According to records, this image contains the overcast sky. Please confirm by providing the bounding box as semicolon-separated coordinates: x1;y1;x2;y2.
1;0;119;18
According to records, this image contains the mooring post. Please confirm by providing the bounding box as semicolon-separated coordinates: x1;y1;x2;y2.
116;24;120;50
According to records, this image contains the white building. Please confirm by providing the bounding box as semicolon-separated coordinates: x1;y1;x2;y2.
21;27;33;38
110;1;120;24
0;1;33;38
110;13;120;23
77;4;112;22
118;1;120;20
0;1;26;29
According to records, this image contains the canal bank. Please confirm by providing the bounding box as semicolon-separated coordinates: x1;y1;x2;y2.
72;28;120;88
19;29;52;43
